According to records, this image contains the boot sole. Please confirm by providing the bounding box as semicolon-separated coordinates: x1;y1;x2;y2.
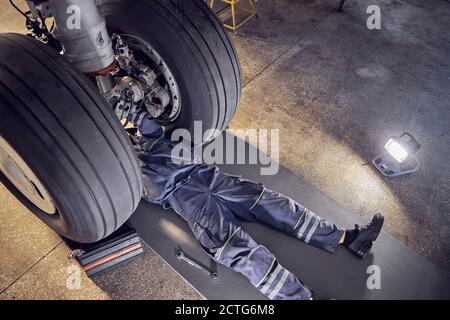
368;214;384;242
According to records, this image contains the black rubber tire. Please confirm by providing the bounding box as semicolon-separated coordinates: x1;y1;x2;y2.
98;0;242;143
0;34;143;243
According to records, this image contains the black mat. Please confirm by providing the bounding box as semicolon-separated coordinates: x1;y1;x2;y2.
129;134;450;300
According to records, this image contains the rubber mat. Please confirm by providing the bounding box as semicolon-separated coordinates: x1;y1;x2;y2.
129;133;450;300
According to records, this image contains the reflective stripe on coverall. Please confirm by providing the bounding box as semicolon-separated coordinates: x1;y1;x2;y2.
139;140;344;300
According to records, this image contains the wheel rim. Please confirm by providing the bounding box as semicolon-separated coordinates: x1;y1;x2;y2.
0;136;56;215
119;34;182;122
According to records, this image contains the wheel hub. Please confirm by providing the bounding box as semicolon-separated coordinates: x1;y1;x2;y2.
99;34;181;125
0;136;56;215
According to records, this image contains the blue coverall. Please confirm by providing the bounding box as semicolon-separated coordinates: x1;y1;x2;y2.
137;120;345;300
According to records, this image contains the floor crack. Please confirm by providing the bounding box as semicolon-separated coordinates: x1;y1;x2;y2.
243;11;336;89
0;240;63;296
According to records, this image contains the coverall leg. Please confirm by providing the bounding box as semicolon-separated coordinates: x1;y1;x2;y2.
165;165;344;300
212;172;345;253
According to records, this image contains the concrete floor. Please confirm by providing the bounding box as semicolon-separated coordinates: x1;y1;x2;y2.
1;0;449;299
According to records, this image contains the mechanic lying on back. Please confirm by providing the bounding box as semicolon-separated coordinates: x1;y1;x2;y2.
130;112;385;300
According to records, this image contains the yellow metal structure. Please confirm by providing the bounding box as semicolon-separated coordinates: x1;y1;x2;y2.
209;0;257;32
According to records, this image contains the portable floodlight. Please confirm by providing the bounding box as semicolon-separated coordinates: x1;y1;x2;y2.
372;132;421;177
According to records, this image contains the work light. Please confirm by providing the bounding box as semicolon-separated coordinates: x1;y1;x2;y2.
372;133;421;177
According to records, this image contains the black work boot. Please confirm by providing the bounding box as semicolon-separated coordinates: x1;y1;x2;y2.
345;213;384;259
